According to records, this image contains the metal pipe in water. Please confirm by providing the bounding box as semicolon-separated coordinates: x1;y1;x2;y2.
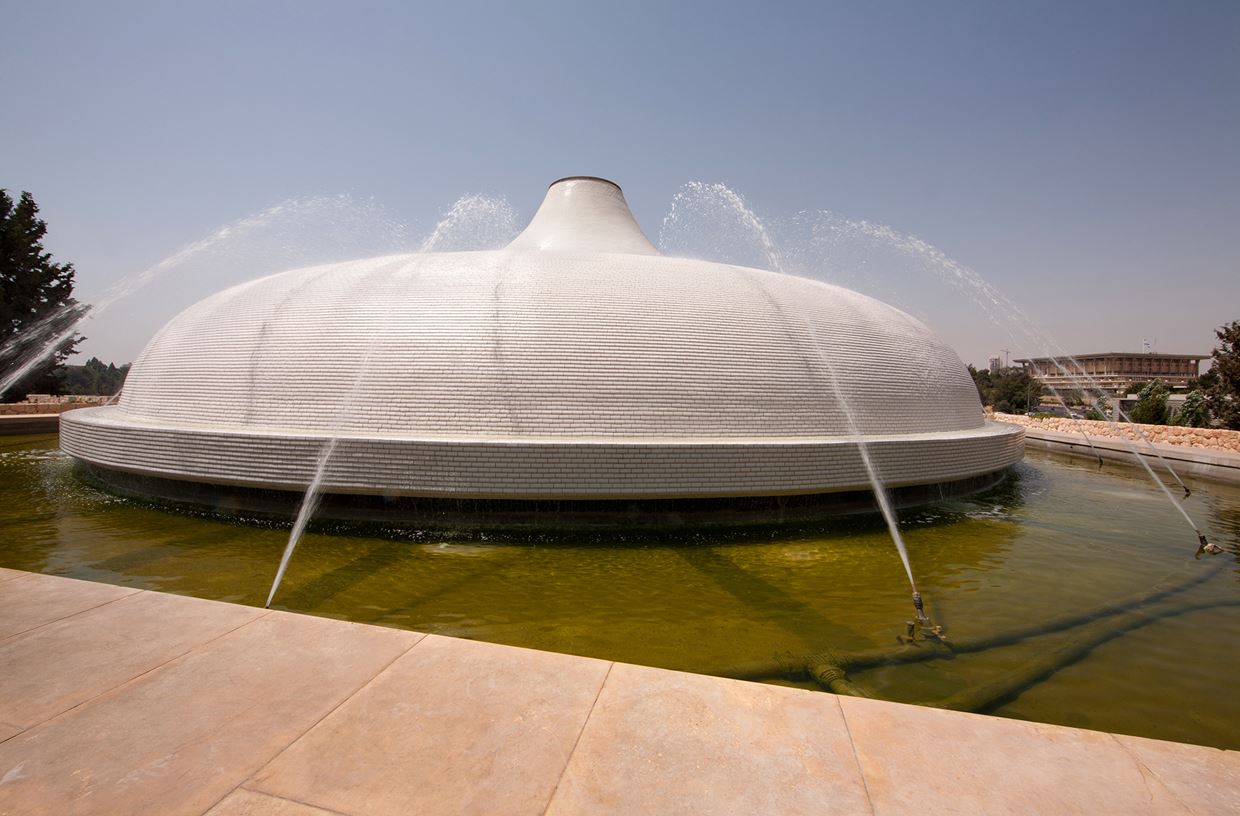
711;562;1222;683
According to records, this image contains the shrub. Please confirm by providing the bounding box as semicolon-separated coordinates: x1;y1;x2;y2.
1170;390;1210;427
1129;381;1170;425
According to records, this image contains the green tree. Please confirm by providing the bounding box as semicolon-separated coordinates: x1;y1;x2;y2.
1205;321;1240;429
969;364;1044;413
1170;389;1210;428
1085;394;1111;421
1129;380;1170;425
0;190;84;401
1189;368;1218;392
989;367;1045;414
967;364;992;403
962;364;1041;414
58;357;130;395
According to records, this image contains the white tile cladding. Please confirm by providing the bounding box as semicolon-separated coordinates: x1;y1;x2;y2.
61;178;1023;499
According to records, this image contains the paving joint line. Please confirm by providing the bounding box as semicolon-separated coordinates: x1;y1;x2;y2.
836;697;878;816
542;660;616;815
224;787;355;816
1107;732;1197;816
0;722;23;745
0;577;142;643
7;602;275;733
219;630;432;813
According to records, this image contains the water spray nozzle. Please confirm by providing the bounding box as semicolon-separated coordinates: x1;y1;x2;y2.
1195;533;1223;559
903;591;949;643
912;591;929;622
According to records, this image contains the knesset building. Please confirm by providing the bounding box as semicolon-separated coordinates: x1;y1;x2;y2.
61;178;1023;527
1015;352;1207;396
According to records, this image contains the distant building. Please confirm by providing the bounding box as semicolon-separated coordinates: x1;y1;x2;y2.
1014;352;1206;396
987;357;1001;374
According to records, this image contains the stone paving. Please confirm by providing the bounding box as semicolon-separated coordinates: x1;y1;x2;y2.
1;568;1237;815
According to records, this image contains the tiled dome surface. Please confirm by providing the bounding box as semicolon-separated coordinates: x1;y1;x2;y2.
111;251;984;438
61;178;1022;500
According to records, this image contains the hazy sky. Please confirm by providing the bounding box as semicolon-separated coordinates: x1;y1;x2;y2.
3;1;1237;368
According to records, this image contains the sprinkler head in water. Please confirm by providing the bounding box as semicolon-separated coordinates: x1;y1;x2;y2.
1196;533;1223;558
912;591;930;622
906;592;948;642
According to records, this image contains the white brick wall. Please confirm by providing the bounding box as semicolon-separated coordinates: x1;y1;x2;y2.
61;408;1023;498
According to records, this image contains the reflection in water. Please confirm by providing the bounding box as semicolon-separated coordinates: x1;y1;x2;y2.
1;434;1238;749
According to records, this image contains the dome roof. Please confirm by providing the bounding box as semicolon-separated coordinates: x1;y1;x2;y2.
62;178;1022;501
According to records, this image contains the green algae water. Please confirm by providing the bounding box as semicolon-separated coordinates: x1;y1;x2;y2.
2;432;1239;749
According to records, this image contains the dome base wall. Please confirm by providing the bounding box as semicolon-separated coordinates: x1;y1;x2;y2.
61;407;1024;502
73;460;1015;531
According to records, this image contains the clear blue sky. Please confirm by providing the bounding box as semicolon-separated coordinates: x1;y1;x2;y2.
3;1;1237;367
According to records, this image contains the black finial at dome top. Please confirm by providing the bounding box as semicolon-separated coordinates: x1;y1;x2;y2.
548;176;623;191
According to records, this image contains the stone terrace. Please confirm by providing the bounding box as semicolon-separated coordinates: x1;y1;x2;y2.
1;569;1237;815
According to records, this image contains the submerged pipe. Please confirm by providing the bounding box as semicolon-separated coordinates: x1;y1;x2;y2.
807;654;874;697
837;566;1218;671
809;592;1237;707
926;598;1240;713
713;563;1222;683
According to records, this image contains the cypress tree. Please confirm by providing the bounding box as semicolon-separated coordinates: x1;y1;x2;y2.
0;189;84;401
1205;321;1240;430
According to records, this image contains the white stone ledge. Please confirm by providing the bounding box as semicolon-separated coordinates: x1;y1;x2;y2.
62;407;1024;500
1022;427;1240;486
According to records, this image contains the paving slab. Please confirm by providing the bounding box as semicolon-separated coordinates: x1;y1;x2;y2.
250;634;611;816
1115;733;1240;815
0;567;28;583
0;722;21;743
546;662;872;815
839;694;1189;815
0;589;266;728
0;611;420;816
0;572;138;639
205;789;345;815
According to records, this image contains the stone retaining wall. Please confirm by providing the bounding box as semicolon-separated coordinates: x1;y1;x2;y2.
0;396;111;415
993;412;1240;455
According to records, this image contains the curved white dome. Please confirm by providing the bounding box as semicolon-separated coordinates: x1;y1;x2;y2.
62;178;1022;502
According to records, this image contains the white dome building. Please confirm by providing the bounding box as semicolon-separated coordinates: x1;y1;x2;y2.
61;178;1022;525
